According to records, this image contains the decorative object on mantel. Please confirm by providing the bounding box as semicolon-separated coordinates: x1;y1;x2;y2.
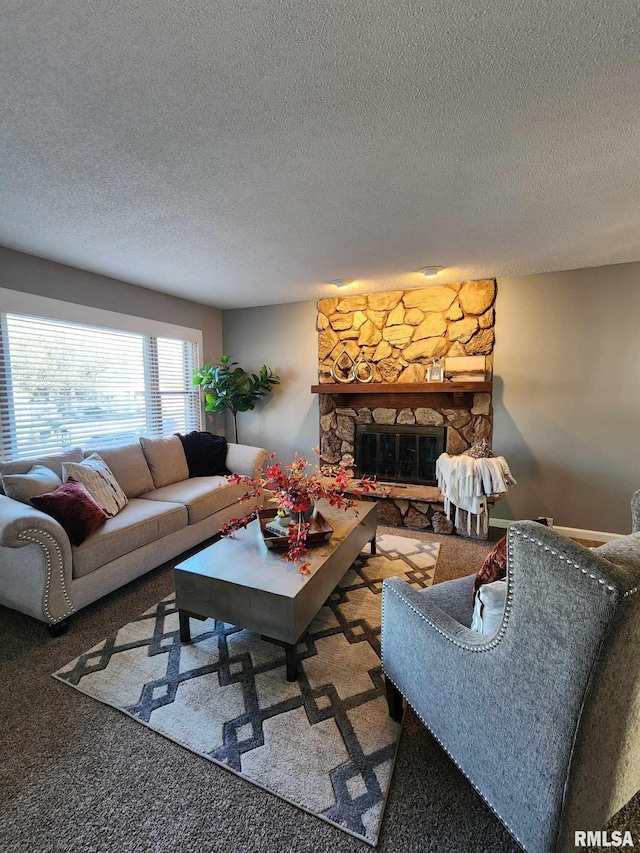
330;341;356;383
193;355;280;443
221;450;378;573
352;350;374;383
426;356;444;382
53;532;440;846
330;344;374;383
436;449;516;537
444;355;487;382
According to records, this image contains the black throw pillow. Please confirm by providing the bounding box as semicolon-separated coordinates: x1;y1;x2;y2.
177;431;230;477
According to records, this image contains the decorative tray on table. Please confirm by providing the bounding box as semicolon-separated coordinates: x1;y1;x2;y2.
256;507;334;549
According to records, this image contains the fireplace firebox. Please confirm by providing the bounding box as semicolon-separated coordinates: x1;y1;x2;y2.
355;424;446;486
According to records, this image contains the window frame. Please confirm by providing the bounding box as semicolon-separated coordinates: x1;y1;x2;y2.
0;287;203;461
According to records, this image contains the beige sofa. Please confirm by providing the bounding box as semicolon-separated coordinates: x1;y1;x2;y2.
0;439;266;632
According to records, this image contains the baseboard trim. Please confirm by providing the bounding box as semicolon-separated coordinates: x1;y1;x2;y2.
490;518;622;543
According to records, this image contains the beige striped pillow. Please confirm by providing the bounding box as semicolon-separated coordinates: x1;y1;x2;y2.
62;453;128;518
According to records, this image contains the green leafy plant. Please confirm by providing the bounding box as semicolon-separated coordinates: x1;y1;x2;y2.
193;355;280;443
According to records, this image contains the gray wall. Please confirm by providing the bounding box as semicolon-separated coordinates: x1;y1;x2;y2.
224;261;640;534
493;261;640;534
222;302;319;458
0;247;223;364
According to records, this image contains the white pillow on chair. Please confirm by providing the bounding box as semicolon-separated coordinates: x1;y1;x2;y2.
471;579;507;635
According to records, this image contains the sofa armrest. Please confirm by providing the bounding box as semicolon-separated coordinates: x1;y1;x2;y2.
0;494;70;550
226;443;268;479
0;495;74;624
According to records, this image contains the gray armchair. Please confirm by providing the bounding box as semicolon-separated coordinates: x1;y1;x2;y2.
382;492;640;853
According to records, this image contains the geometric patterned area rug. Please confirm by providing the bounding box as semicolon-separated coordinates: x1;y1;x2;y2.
53;533;440;846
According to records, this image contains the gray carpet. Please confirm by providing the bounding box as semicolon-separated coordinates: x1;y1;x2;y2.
1;526;637;853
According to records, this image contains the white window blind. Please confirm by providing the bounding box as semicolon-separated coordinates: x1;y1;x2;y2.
0;311;202;461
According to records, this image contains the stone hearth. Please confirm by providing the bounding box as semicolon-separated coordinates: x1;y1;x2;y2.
348;481;455;532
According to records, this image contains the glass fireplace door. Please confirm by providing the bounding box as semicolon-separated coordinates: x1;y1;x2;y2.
355;424;445;486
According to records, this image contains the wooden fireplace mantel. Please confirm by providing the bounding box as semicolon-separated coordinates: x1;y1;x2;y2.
310;381;492;409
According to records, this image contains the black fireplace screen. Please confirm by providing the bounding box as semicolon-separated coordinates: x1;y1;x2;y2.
355;424;446;486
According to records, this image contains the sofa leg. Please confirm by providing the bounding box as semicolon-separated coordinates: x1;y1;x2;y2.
47;618;70;637
385;675;404;722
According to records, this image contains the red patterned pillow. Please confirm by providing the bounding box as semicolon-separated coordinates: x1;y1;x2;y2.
31;479;108;546
473;535;507;599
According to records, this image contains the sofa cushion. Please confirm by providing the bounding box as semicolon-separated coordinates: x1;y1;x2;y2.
85;443;154;498
2;465;63;504
72;498;188;578
140;436;189;488
140;477;246;525
63;454;128;518
177;431;230;477
0;448;83;491
31;480;107;546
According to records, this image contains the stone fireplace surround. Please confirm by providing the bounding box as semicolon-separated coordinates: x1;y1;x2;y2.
315;280;496;532
318;389;492;530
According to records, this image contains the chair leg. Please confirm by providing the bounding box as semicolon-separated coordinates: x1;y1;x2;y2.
385;675;404;722
47;618;70;637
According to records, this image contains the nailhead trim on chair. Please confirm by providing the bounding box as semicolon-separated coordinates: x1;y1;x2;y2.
17;528;75;623
513;528;623;595
385;583;510;652
382;672;528;851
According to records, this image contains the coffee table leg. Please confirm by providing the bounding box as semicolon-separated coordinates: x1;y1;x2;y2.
370;534;377;555
284;643;298;681
179;610;192;643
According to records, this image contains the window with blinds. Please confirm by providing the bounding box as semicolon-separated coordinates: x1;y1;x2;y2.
0;312;202;461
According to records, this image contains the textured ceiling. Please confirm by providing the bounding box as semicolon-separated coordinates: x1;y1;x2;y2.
1;1;639;309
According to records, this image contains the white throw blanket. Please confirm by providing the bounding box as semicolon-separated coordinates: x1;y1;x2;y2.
436;453;516;535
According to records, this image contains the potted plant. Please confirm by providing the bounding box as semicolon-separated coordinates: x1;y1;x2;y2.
193;355;279;443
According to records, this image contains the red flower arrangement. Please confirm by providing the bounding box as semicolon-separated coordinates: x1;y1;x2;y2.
220;449;379;574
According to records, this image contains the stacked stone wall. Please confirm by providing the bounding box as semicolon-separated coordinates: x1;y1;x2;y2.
317;279;496;384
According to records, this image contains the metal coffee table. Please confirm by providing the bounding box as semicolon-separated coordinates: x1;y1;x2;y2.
174;499;377;680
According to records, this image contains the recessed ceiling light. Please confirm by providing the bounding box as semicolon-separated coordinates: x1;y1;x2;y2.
331;279;353;289
419;266;444;278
